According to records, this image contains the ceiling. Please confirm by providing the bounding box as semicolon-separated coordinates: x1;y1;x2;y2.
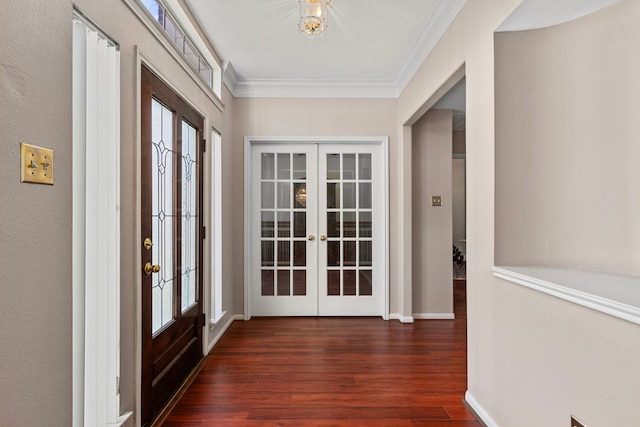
184;0;467;98
181;0;620;98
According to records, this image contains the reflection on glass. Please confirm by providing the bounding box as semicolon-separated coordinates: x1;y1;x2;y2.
277;211;290;237
327;270;340;296
359;212;372;237
327;212;340;238
261;211;274;238
327;153;340;180
261;182;274;209
359;154;371;180
343;212;356;237
292;153;306;179
277;153;290;179
277;270;290;296
293;241;306;266
277;241;290;266
343;154;356;179
344;270;357;295
261;241;274;267
261;270;274;296
360;241;372;266
293;270;306;295
327;241;340;266
294;183;307;208
293;212;306;237
359;183;372;209
327;183;340;209
277;182;291;209
359;270;373;296
343;241;356;266
343;183;356;209
261;153;274;179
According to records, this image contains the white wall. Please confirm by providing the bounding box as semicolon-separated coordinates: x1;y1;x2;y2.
233;97;400;315
400;0;640;425
411;109;454;317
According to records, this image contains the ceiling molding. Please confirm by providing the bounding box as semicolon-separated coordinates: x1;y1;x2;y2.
223;0;467;99
393;0;467;92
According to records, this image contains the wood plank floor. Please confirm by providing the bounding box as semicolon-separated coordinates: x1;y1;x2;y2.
164;281;479;426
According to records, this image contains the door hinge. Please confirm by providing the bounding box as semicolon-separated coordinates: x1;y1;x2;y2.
116;376;120;394
202;226;206;239
200;313;206;327
202;138;206;152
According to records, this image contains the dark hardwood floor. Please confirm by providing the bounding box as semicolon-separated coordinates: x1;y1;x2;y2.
164;281;479;426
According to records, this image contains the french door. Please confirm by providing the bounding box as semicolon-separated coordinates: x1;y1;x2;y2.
140;65;204;426
249;141;387;317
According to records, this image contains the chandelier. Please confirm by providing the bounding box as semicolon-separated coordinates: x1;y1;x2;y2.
298;0;329;37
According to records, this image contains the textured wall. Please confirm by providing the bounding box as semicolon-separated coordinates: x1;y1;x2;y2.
0;0;73;425
411;109;454;316
495;1;640;276
233;97;400;314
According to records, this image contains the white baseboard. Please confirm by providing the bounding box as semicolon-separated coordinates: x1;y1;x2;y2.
413;313;455;320
207;314;243;353
465;391;499;427
389;313;415;323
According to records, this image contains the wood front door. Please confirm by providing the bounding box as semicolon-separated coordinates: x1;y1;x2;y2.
140;65;205;426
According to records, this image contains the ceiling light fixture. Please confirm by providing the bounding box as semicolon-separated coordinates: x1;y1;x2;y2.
298;0;329;37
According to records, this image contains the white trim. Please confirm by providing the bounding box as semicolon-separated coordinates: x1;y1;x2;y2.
244;136;390;319
465;391;499;427
210;130;223;325
413;313;455;320
120;0;224;111
223;0;467;98
72;14;133;426
207;314;243;353
389;313;415;323
492;266;640;325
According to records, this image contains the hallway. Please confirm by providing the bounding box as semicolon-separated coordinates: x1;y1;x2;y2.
163;281;477;426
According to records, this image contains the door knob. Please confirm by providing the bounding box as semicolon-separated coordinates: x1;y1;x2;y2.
308;235;315;241
144;262;161;275
320;235;326;241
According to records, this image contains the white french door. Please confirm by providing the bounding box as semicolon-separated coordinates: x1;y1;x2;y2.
248;140;387;317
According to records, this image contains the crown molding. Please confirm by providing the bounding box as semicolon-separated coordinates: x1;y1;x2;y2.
393;0;467;92
223;0;467;99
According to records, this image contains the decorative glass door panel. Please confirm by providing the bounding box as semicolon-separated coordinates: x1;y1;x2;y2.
252;145;318;316
318;145;383;316
250;142;385;317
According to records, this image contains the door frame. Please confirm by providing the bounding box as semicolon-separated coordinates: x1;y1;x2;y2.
243;136;390;320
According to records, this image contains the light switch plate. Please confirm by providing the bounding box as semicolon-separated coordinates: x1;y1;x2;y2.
21;143;54;185
432;195;442;206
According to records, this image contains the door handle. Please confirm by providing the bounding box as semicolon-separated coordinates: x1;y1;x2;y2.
144;262;161;275
320;235;326;241
308;235;315;241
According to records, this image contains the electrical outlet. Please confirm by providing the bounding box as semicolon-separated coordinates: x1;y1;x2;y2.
571;416;586;427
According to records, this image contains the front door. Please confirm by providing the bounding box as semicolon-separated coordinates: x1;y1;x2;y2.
250;141;386;317
140;65;205;426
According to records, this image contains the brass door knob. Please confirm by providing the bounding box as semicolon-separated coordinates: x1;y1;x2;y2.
144;262;161;275
320;235;327;241
308;235;315;241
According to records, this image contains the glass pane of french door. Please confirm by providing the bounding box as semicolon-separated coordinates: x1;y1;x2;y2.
252;144;318;316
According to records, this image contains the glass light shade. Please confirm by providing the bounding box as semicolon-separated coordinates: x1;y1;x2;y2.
298;0;328;36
